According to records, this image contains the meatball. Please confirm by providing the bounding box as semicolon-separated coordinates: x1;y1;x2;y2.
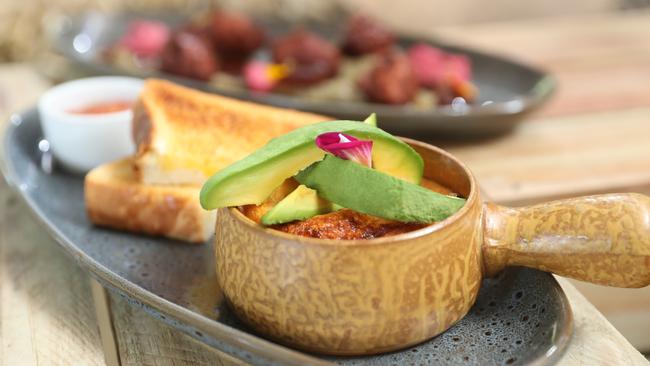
160;27;218;81
406;43;477;104
272;29;340;85
341;14;395;56
209;11;264;57
209;10;264;73
358;52;419;105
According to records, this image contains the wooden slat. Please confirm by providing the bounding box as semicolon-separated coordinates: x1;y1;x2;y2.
109;292;247;366
91;278;122;366
568;280;650;352
0;181;105;365
555;278;649;365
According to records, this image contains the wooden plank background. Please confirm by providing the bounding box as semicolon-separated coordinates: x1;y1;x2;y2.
444;108;650;205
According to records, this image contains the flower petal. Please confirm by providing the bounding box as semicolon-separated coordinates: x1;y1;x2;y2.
315;132;373;167
243;61;274;92
244;61;289;92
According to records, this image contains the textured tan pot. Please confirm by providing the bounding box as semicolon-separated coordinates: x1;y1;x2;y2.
214;138;650;356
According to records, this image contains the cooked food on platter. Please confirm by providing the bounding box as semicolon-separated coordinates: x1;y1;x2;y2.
84;79;328;242
202;115;649;356
200;115;466;240
78;78;465;243
68;100;133;114
106;11;478;108
130;79;326;185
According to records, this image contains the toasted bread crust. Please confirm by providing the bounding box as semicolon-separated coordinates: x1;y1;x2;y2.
133;100;153;156
133;79;329;185
84;158;215;243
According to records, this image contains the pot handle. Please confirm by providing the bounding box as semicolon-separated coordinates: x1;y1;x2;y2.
482;193;650;288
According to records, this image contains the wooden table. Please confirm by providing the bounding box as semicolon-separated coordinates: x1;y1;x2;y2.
2;10;650;365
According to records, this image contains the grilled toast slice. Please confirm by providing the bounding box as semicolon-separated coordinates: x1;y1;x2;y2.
133;79;329;185
85;158;214;243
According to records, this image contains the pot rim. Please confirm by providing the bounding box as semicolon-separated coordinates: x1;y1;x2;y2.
224;137;479;247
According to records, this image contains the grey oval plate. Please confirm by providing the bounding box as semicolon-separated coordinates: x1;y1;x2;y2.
54;11;555;138
1;110;572;366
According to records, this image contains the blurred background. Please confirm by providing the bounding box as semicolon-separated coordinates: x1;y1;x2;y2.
1;0;650;361
0;0;648;67
1;0;648;63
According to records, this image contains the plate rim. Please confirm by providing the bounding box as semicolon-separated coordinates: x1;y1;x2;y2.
1;109;573;366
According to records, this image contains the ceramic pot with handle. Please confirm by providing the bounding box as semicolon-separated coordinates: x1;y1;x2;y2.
214;138;650;356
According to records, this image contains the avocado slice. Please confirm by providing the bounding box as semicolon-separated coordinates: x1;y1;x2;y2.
259;113;379;225
261;185;342;225
200;120;423;209
296;155;466;223
363;113;377;127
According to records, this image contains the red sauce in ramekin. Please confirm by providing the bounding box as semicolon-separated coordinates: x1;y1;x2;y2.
68;101;133;115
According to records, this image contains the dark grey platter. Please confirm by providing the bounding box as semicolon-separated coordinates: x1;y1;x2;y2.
1;110;572;366
54;11;555;138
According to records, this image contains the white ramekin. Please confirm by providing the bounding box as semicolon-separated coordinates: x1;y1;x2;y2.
37;76;144;173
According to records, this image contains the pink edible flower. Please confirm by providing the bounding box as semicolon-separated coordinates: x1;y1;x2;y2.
315;132;373;167
118;20;170;58
243;61;290;92
407;43;472;87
